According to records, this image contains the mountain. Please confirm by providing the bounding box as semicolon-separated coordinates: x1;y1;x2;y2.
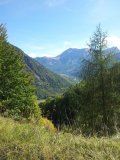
35;48;89;78
106;47;120;61
12;45;72;99
35;47;120;78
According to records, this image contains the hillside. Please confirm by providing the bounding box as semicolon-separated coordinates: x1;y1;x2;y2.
12;45;72;99
35;47;120;78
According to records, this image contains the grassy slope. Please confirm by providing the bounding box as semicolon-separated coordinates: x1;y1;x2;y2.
0;116;120;160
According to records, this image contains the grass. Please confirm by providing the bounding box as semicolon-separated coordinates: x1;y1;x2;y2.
0;116;120;160
38;99;46;104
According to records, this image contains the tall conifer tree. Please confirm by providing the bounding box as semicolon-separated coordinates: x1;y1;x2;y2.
81;25;119;135
0;24;40;119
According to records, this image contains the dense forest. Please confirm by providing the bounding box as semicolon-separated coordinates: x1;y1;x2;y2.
0;24;120;159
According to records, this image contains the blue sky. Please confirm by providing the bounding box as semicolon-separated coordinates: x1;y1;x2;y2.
1;0;120;57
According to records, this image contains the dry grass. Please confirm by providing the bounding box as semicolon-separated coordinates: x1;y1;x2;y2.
0;116;120;160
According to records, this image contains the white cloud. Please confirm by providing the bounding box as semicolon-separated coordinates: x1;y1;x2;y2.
107;35;120;49
64;41;72;46
28;52;38;58
45;0;67;7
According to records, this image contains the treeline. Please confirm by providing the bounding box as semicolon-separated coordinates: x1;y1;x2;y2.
41;25;120;136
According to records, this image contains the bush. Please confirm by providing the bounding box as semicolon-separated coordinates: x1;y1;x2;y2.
39;117;56;132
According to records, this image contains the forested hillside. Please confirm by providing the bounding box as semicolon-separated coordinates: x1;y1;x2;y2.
8;45;72;99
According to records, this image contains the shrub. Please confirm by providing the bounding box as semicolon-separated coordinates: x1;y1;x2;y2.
39;117;56;132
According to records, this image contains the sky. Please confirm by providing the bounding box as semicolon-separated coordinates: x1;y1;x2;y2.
1;0;120;57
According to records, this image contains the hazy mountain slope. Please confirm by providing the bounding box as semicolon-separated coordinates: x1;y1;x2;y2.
35;47;120;78
11;45;72;99
35;48;89;78
106;47;120;61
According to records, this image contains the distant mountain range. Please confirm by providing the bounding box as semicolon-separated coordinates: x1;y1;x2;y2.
12;45;72;99
35;48;89;78
35;47;120;78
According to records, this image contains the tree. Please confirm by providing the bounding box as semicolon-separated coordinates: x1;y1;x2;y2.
81;24;119;135
0;24;40;120
0;24;7;41
40;25;120;136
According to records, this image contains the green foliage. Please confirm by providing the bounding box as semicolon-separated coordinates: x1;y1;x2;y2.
41;74;120;135
40;84;82;128
80;25;120;135
0;116;120;160
39;117;56;132
41;25;120;136
0;25;40;120
0;24;7;40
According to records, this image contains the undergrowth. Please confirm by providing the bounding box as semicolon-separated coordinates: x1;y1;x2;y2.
0;116;120;160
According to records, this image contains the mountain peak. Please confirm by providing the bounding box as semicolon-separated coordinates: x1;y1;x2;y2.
35;48;89;78
35;47;120;78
